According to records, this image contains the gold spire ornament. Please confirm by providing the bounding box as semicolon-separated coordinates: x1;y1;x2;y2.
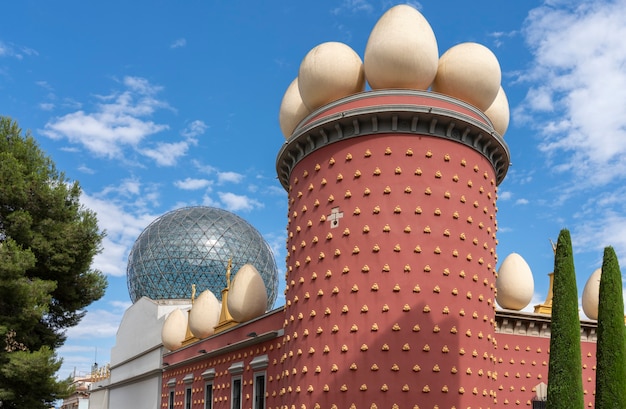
534;240;556;314
214;258;239;333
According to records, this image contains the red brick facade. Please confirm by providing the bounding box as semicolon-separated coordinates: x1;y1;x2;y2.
161;91;597;409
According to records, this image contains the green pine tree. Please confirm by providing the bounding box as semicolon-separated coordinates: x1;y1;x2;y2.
546;229;584;409
595;246;626;408
0;116;107;408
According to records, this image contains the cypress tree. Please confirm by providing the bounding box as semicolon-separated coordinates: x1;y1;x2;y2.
546;229;584;409
595;246;626;408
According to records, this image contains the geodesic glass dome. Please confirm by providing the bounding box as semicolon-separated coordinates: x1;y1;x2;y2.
126;206;279;308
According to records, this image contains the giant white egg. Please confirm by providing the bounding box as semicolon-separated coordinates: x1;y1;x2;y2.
432;42;501;111
298;42;365;111
228;264;268;323
161;308;188;351
484;86;510;137
279;78;311;139
363;4;438;90
189;290;221;338
582;268;602;320
496;253;535;310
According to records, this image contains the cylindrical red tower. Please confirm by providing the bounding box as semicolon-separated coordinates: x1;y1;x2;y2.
276;90;509;409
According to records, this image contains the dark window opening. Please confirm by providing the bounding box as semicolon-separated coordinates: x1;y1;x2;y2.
254;374;265;409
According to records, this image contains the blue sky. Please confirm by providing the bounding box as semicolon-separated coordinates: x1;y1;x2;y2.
2;0;626;379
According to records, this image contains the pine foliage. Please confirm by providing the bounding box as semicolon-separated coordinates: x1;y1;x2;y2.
0;116;107;408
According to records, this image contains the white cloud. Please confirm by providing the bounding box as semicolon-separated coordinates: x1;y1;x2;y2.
515;198;529;205
170;38;187;49
518;0;626;186
191;159;248;186
192;159;217;175
35;80;53;91
265;185;287;196
109;300;132;311
77;164;95;174
174;177;212;190
140;139;196;166
56;344;106;378
202;194;219;208
64;308;122;339
100;177;141;197
489;30;518;48
181;120;208;138
405;1;423;10
262;231;286;269
39;102;55;111
218;192;263;212
569;186;626;263
41;76;170;160
331;0;374;15
573;212;626;264
81;190;158;277
499;191;512;201
218;171;244;184
0;40;38;59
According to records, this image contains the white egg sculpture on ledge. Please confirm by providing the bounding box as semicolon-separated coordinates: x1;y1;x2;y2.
298;41;365;111
228;264;268;323
484;86;510;137
189;290;221;338
279;78;311;138
161;308;188;351
432;42;501;111
496;253;535;310
364;4;439;90
582;268;602;320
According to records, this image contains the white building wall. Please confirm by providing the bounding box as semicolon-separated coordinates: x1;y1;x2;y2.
108;376;161;409
91;297;191;409
88;387;108;409
111;297;189;366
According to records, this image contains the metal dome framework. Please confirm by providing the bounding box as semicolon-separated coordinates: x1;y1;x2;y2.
126;206;279;308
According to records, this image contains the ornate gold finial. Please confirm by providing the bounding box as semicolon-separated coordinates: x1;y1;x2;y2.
226;258;233;288
534;241;557;314
191;284;196;304
214;257;238;333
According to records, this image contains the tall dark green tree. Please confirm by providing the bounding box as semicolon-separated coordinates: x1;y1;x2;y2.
546;229;584;409
595;246;626;408
0;116;107;409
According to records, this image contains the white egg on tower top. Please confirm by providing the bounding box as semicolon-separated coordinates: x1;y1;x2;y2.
432;42;502;111
364;4;439;90
484;86;510;137
297;41;365;111
279;78;311;138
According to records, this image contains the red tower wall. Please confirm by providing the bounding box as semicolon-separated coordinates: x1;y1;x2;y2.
493;314;598;408
277;91;510;409
158;91;603;409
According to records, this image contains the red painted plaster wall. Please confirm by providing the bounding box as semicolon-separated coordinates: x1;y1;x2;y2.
281;132;501;409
